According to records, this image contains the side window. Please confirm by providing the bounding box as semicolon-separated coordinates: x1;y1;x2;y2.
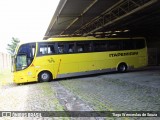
55;41;92;54
48;44;55;54
135;39;145;49
108;40;123;51
57;42;65;54
76;42;84;52
31;44;36;57
39;44;48;55
68;42;75;53
93;41;108;52
76;41;90;53
38;42;55;56
123;40;135;50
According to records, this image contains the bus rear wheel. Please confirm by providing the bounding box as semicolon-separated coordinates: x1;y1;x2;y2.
117;63;127;72
38;71;51;82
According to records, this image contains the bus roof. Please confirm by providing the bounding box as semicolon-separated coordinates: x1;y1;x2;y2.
19;37;145;45
47;37;145;42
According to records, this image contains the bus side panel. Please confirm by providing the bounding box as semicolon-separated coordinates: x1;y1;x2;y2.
62;53;111;73
33;56;55;79
105;48;148;69
56;53;110;75
33;48;147;80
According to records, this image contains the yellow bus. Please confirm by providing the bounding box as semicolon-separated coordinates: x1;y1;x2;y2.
12;37;148;84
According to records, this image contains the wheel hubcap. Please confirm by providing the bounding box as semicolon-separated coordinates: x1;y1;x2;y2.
120;65;126;71
41;73;48;80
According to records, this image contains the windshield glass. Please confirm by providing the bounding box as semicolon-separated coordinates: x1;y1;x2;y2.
15;43;36;71
16;54;27;71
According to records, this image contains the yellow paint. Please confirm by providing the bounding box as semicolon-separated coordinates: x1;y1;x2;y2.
13;37;148;83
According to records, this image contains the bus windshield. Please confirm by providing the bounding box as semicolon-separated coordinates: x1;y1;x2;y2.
15;43;36;71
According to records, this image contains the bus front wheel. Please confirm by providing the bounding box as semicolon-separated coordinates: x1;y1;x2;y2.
38;71;51;82
117;63;127;72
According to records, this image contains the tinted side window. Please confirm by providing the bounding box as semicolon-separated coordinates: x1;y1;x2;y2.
93;40;123;52
123;40;136;50
93;41;108;52
54;42;73;54
30;44;36;57
38;42;55;56
68;42;75;53
55;41;92;54
76;41;90;53
123;39;145;50
57;42;66;54
135;39;145;49
39;44;48;55
108;40;123;51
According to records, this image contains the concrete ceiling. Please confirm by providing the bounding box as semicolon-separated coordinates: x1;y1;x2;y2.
44;0;160;39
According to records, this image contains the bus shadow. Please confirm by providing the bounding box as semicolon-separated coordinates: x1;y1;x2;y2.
53;66;159;82
53;71;120;82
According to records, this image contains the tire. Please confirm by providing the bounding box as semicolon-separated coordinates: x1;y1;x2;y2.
38;71;51;82
117;63;127;72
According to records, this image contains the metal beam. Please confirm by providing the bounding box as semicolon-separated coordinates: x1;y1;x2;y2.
60;0;97;35
73;0;158;36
